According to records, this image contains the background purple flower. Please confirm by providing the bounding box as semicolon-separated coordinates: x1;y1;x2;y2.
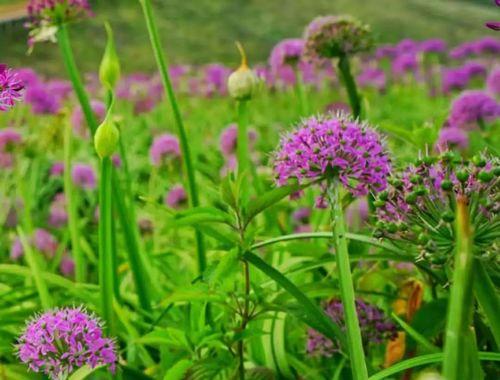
448;90;500;128
269;39;305;73
71;163;96;190
486;66;500;95
419;38;447;54
24;83;61;115
165;184;188;209
48;193;68;228
17;306;117;378
71;100;106;137
436;126;469;151
150;133;181;166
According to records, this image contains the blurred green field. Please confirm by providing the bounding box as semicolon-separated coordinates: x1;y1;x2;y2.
0;0;498;75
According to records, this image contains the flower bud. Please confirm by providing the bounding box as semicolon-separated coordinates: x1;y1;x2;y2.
440;179;453;191
373;199;386;208
478;170;494;183
472;155;486;168
442;210;455;223
456;170;469;183
99;22;121;90
94;111;119;159
227;42;258;101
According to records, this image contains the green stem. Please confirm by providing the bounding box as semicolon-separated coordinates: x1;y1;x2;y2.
236;100;250;178
293;66;308;116
139;0;206;275
237;260;251;380
337;55;361;118
63;122;85;282
327;183;368;380
442;196;476;380
57;25;98;134
473;261;500;348
98;157;115;333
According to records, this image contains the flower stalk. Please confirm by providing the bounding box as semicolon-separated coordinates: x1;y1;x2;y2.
442;196;476;380
139;0;206;275
327;182;368;380
337;54;361;118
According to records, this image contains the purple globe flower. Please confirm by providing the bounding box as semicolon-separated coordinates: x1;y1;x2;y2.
10;238;24;260
391;53;418;77
60;254;75;277
17;307;117;379
24;83;61;115
486;66;500;95
449;42;476;60
473;36;500;55
357;67;386;91
219;123;258;156
117;74;163;114
0;64;25;111
269;39;305;73
303;15;372;60
15;68;40;87
48;193;67;228
50;161;64;177
71;100;106;137
33;228;58;258
374;153;499;262
461;61;487;79
292;207;311;224
436;126;469;151
375;45;397;60
420;39;447;54
307;299;397;357
150;133;181;166
203;64;230;96
272;114;390;196
71;163;96;190
396;39;418;54
449;90;500;129
165;184;188;209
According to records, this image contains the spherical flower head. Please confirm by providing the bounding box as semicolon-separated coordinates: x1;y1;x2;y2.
0;128;22;151
269;38;305;72
24;83;61;115
33;228;58;258
150;133;181;166
374;153;499;263
486;66;500;95
71;100;106;138
17;306;117;379
292;207;311;224
60;255;75;277
461;61;487;79
441;67;470;94
436;126;469;151
27;0;92;28
472;36;500;56
50;161;64;177
391;53;418;77
396;39;418;54
165;184;188;209
449;90;500;129
307;299;397;357
0;64;25;112
303;15;372;60
449;42;475;60
420;39;447;54
272;114;390;197
357;67;386;91
48;193;67;228
375;45;398;60
219;123;258;156
71;163;96;190
10;238;24;260
203;64;230;96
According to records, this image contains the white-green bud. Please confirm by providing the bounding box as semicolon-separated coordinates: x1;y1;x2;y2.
99;22;121;90
227;42;258;101
94;113;119;159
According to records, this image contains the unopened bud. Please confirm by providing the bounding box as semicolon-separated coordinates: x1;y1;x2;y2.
94;109;119;159
99;22;121;90
227;42;258;101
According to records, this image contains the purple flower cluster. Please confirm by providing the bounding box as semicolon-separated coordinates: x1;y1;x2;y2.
436;126;469;151
27;0;92;28
307;299;397;357
449;37;500;60
71;163;96;190
150;133;181;167
117;74;163;114
441;61;487;94
0;64;24;111
419;39;447;54
374;153;499;261
448;90;500;129
17;307;117;379
202;64;230;96
272;114;390;196
269;39;305;72
0;128;22;168
165;184;188;209
11;228;58;260
48;193;68;228
357;67;386;91
391;53;418;78
303;15;372;60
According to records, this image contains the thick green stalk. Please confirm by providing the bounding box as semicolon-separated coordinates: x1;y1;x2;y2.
98;157;115;333
337;55;361;118
57;25;98;134
442;196;476;380
63;122;85;282
236;100;250;178
474;261;500;348
327;183;368;380
139;0;206;274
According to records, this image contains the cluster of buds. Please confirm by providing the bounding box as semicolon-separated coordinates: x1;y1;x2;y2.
303;15;373;60
374;151;499;264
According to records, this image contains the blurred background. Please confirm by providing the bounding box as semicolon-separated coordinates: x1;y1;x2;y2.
0;0;498;75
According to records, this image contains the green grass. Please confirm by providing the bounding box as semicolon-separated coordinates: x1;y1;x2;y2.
0;0;498;75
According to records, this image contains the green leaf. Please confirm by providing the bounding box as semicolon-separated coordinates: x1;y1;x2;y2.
68;365;103;380
172;207;233;227
244;181;302;225
136;328;190;349
163;359;192;380
368;352;500;380
474;261;500;348
391;313;439;353
242;251;346;348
